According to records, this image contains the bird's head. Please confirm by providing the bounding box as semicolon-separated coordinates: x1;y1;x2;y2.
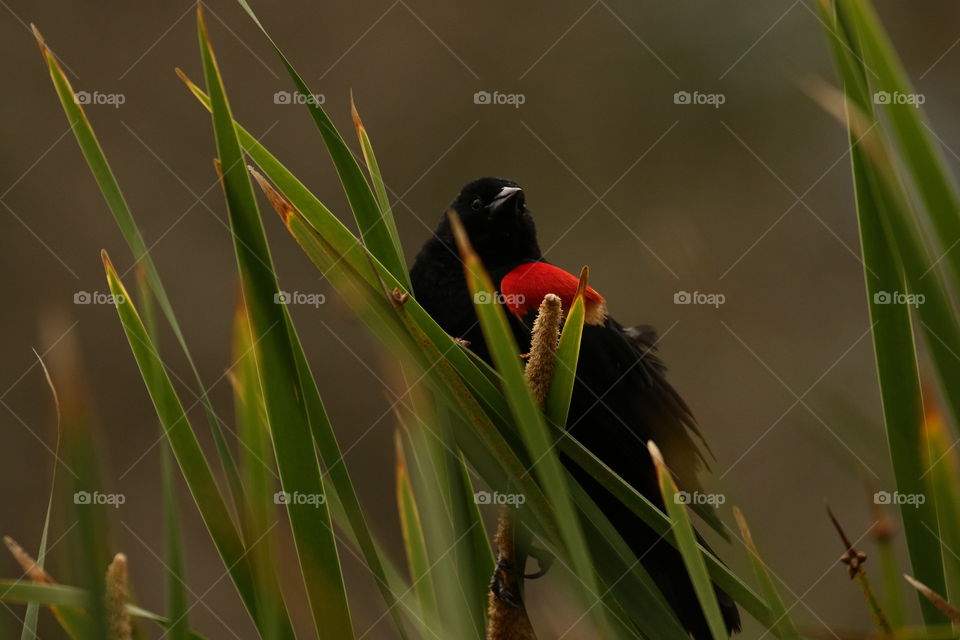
439;177;542;268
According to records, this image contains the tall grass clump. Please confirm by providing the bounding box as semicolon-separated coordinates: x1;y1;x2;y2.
6;1;960;638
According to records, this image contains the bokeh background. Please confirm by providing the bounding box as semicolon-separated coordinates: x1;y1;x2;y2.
3;0;960;637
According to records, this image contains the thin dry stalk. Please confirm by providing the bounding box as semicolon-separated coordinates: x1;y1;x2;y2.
827;505;894;637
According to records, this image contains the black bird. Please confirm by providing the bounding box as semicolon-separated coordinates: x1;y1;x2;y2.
410;177;741;638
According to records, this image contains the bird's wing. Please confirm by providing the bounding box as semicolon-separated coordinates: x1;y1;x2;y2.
618;321;729;541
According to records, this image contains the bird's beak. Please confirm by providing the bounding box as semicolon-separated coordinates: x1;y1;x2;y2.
490;186;523;213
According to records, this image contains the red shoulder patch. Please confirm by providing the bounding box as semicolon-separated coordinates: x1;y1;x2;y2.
500;262;607;325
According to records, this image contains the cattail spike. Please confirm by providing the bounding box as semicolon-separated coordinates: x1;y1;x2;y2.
106;553;133;640
524;294;562;406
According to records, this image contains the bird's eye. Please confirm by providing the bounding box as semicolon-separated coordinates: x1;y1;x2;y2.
471;198;482;211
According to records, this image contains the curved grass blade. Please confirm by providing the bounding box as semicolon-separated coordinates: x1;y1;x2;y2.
101;251;293;639
872;504;905;629
448;212;611;634
177;72;508;424
394;431;438;626
447;441;494;627
830;0;960;442
922;403;960;603
816;1;948;621
19;355;61;640
0;582;209;640
733;508;801;639
160;443;189;640
137;268;190;640
31;26;247;520
543;266;588;428
229;302;287;639
398;419;484;638
351;96;403;268
650;441;728;640
233;0;409;291
179;72;496;640
197;8;354;637
400;397;490;636
843;0;960;290
189;65;408;636
564;478;690;639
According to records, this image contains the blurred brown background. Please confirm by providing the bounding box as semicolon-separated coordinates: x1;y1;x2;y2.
3;0;960;637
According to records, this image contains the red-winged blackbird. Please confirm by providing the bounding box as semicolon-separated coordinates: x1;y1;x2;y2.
410;177;741;638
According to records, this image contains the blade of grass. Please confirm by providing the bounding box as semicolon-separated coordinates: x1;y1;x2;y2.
177;72;510;426
922;403;960;603
201;60;410;639
817;0;948;621
402;389;493;639
31;26;247;520
733;508;802;639
101;251;294;639
843;0;960;290
160;443;189;640
394;430;439;627
197;8;354;637
57;362;109;639
543;267;588;429
351;96;403;268
0;582;209;640
650;441;728;640
20;355;61;640
448;213;612;634
564;476;690;638
832;0;960;449
871;503;905;629
233;0;410;290
230;302;288;640
137;269;191;640
178;72;456;639
401;396;491;636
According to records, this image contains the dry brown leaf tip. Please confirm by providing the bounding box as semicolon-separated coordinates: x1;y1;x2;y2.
3;536;54;584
